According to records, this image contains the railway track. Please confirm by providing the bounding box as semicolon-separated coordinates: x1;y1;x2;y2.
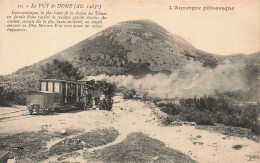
0;109;28;116
0;108;31;122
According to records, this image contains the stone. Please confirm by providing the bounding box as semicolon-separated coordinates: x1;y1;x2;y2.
171;121;182;126
60;129;67;135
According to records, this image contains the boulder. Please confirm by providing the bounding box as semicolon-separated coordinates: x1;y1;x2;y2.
60;129;67;135
171;121;182;126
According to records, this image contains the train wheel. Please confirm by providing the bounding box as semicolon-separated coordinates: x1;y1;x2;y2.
42;109;48;115
36;108;40;114
54;107;59;113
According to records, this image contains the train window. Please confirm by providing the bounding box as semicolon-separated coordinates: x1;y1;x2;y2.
54;82;60;93
48;82;53;92
41;82;47;91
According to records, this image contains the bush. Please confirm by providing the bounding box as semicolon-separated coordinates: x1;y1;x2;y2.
0;86;10;106
152;97;161;104
142;92;149;101
161;103;180;115
251;124;260;135
181;110;215;125
123;89;136;99
159;96;260;135
0;86;27;106
161;115;180;126
157;102;166;107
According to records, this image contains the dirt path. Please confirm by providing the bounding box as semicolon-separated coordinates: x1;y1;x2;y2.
111;97;260;163
0;96;259;163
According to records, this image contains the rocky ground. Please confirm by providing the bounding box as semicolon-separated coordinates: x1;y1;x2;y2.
0;96;259;163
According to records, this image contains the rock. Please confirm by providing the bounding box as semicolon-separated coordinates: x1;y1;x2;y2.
193;142;204;145
60;129;67;135
152;156;159;161
86;144;93;148
232;144;243;150
190;122;196;126
183;121;196;126
171;121;182;126
171;121;197;126
196;135;202;138
252;135;259;141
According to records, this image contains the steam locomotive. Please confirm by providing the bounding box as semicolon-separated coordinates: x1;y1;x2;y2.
26;79;115;114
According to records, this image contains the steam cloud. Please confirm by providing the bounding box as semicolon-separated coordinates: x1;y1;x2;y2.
85;60;246;98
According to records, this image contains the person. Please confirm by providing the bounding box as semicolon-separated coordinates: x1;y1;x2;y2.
107;96;113;111
87;93;93;108
93;104;96;110
94;96;100;105
99;95;106;110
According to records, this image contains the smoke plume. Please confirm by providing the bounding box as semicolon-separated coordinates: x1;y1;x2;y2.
85;60;246;98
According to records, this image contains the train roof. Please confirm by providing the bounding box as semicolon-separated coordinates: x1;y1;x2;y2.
39;79;86;84
39;79;105;85
28;91;61;95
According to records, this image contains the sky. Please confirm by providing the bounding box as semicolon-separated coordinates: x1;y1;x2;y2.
0;0;259;75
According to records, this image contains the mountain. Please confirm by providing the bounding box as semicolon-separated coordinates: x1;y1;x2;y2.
0;20;259;102
35;20;222;76
6;20;255;78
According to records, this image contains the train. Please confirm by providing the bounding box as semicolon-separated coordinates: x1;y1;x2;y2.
26;79;116;114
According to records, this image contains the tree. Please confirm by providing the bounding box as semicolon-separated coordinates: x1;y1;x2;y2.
41;59;83;80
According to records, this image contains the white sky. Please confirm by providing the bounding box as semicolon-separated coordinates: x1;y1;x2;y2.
0;0;259;75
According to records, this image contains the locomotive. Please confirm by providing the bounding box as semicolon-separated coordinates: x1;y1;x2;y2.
26;79;115;114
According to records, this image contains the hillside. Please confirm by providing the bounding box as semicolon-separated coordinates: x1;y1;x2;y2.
0;20;259;102
36;20;222;76
5;20;255;77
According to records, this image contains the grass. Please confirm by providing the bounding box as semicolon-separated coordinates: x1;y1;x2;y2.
75;128;119;148
0;128;119;162
196;125;259;142
0;129;82;161
0;131;52;161
53;128;83;138
49;138;84;156
156;96;260;135
84;132;197;163
49;128;119;157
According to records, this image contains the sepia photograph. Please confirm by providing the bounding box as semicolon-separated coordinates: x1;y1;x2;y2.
0;0;259;162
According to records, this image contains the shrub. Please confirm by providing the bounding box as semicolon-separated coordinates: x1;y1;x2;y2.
123;89;136;99
0;86;10;106
152;97;161;104
161;103;180;115
159;96;260;135
142;92;149;101
251;124;260;135
0;86;27;106
157;102;166;107
180;109;215;125
161;115;180;126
